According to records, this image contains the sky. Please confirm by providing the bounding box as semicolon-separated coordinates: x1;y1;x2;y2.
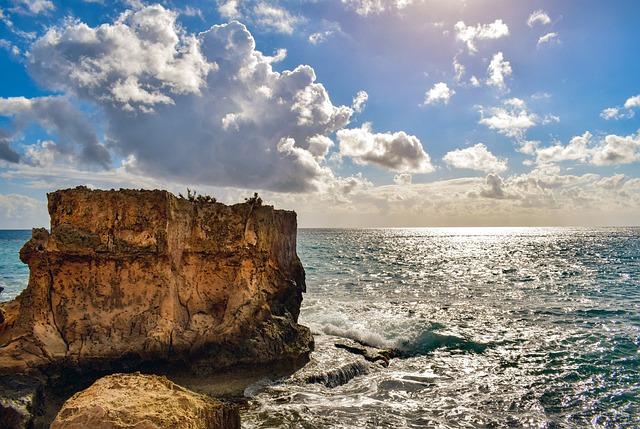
0;0;639;228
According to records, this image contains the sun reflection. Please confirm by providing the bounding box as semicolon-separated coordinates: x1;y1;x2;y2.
248;228;640;428
420;226;552;236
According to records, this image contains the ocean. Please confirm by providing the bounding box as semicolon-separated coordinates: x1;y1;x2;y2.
2;228;639;428
0;230;32;302
244;228;640;429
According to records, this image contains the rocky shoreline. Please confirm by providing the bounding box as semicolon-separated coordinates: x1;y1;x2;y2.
0;187;314;428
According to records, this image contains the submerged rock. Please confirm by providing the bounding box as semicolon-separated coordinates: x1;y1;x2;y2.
50;372;239;429
304;360;370;388
291;334;373;389
0;187;312;377
334;341;402;367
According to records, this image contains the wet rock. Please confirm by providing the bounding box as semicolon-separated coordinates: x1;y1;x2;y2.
304;360;370;388
0;300;20;348
334;341;402;367
50;372;239;429
296;337;402;389
292;334;395;389
0;375;44;429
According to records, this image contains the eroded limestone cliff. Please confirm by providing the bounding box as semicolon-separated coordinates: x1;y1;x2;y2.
0;187;312;376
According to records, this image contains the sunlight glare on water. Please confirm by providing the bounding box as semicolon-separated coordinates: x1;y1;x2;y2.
243;227;640;428
0;228;638;427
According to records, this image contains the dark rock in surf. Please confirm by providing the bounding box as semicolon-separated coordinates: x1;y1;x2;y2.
294;334;401;389
0;375;44;429
334;341;402;367
304;360;370;388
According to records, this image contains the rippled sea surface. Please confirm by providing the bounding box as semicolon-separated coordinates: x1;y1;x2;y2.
244;228;640;428
2;228;639;428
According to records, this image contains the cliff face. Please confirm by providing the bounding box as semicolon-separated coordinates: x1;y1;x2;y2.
0;187;312;375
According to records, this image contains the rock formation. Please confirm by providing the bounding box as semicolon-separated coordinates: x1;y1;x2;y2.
0;375;44;429
0;187;312;377
50;372;239;429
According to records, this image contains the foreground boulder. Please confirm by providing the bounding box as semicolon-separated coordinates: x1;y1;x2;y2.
0;187;312;377
50;373;239;429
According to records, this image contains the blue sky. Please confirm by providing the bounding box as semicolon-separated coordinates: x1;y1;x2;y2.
1;0;639;228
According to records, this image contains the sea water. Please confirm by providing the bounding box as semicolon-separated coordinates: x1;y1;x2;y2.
244;228;640;428
0;230;31;302
1;228;639;428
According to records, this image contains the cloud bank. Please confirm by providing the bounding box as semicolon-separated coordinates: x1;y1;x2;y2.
14;5;359;192
535;132;640;166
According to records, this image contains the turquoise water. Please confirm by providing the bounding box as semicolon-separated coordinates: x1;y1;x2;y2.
2;228;640;427
0;230;31;302
246;228;640;428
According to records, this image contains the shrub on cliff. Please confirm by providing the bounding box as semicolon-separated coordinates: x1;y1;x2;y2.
179;188;217;204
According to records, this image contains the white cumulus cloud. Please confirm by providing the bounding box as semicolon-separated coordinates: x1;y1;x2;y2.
527;10;551;27
28;5;212;111
443;143;508;173
352;90;369;113
535;131;640;166
218;0;241;20
486;52;512;90
592;134;640;166
453;57;465;82
337;122;435;173
340;0;418;16
341;0;385;16
624;94;640;109
216;1;305;34
394;172;412;185
424;82;455;105
454;19;509;54
10;0;55;15
478;98;539;139
309;30;333;45
600;107;634;120
11;5;355;192
253;2;305;34
479;173;508;199
536;132;593;164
